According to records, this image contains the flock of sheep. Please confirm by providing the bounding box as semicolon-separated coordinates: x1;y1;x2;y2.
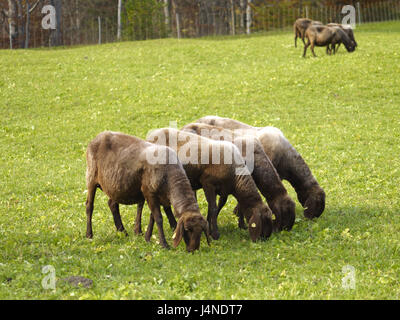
294;18;358;57
85;116;326;252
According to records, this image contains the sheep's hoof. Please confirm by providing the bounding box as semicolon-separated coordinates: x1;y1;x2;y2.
86;233;93;239
161;242;170;249
272;221;281;233
303;207;315;219
134;228;143;236
211;231;220;240
169;222;177;231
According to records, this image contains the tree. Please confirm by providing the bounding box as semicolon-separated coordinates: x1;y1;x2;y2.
163;0;170;35
7;0;17;48
246;0;252;34
24;0;41;48
117;0;122;40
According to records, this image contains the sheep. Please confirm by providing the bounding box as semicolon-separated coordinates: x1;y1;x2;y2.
85;131;210;252
303;25;356;57
181;122;296;231
293;18;323;48
194;116;326;219
146;128;273;242
326;23;357;52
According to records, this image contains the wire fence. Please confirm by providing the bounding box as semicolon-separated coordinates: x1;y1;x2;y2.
1;0;400;49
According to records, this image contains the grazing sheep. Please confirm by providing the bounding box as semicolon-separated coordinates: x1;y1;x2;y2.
195;116;326;219
85;131;210;252
303;25;356;57
181;122;296;231
326;23;357;52
146;128;273;242
293;18;323;47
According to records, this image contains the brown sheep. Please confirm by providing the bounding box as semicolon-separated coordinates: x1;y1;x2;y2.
326;23;357;52
146;128;273;242
85;131;210;252
303;25;356;57
194;116;326;220
293;18;323;47
181;122;296;231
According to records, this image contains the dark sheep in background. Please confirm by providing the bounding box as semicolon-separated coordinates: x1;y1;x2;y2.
326;23;358;52
303;25;356;57
293;18;323;47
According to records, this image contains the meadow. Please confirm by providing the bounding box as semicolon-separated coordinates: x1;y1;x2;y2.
0;21;399;300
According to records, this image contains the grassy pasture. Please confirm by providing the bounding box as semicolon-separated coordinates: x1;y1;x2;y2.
0;21;399;300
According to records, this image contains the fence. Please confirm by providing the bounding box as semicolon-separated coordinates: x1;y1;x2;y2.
1;0;400;49
176;0;400;38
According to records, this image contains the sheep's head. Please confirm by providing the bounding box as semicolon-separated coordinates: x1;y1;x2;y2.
181;124;200;135
303;187;326;219
344;42;356;53
270;195;296;231
248;204;273;242
173;212;211;252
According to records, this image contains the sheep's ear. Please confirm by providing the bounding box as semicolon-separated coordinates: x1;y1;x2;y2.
248;214;262;242
173;218;184;248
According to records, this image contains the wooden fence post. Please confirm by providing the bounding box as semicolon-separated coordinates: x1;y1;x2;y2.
117;0;122;40
230;0;235;35
176;12;181;39
9;22;12;49
246;0;252;35
98;16;101;44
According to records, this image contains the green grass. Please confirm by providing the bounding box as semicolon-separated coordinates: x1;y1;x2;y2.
0;21;399;300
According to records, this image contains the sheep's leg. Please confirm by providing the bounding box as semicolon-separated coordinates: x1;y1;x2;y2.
216;195;228;215
203;186;220;240
301;31;306;45
163;206;177;230
145;213;155;242
108;199;128;236
303;39;310;58
233;204;247;229
134;201;145;235
145;196;169;249
310;42;316;57
85;184;97;239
